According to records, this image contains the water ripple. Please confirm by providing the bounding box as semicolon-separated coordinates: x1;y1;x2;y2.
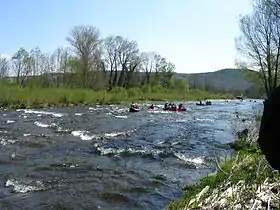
0;99;263;209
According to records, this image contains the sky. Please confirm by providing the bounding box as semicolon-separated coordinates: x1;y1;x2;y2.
0;0;252;73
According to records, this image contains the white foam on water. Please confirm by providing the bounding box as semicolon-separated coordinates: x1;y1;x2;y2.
19;114;28;119
17;109;64;117
69;164;79;168
34;121;56;128
174;153;204;165
157;140;165;144
96;146;165;157
149;110;170;114
175;119;189;122
89;107;103;111
155;105;164;108
0;131;8;134
56;127;71;133
104;129;135;138
74;113;83;116
6;120;15;124
196;118;214;122
71;129;135;141
116;108;126;113
114;115;128;119
0;138;17;146
71;130;97;141
104;132;126;137
5;179;44;193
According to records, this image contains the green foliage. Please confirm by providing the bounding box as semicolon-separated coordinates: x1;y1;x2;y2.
168;139;269;210
0;83;233;109
256;114;262;121
241;70;263;88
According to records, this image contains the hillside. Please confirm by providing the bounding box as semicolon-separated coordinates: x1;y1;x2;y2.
174;68;265;98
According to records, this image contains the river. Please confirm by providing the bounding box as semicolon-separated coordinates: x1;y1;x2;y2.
0;99;263;210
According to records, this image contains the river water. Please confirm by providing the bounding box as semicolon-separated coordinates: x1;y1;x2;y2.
0;99;263;210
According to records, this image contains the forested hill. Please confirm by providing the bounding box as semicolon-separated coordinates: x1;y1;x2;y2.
174;68;265;98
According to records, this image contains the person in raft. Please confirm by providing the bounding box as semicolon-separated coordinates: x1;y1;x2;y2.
131;102;139;108
149;104;154;109
171;103;177;109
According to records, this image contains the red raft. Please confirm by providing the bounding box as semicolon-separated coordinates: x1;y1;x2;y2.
163;107;187;111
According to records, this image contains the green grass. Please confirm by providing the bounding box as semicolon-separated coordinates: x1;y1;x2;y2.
256;114;262;121
168;138;280;209
0;84;234;109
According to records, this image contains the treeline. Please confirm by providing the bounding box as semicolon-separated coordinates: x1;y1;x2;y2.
0;25;189;91
236;0;280;97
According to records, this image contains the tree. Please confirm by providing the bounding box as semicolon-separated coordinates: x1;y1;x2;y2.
66;25;101;87
103;36;119;87
236;0;280;96
116;37;139;87
140;52;158;85
12;48;34;85
0;55;9;78
264;0;280;17
125;53;142;88
159;60;175;88
29;46;43;76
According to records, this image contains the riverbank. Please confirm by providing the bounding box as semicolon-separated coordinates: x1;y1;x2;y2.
0;85;234;109
168;127;280;210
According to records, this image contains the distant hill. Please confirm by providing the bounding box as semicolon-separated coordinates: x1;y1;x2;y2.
173;68;265;98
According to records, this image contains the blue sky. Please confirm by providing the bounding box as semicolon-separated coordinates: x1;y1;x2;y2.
1;0;252;73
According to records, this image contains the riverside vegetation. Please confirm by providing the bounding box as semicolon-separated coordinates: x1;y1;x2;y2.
0;25;232;109
168;119;280;210
0;82;233;109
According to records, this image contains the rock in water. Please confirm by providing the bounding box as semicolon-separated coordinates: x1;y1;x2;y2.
258;86;280;171
237;128;249;139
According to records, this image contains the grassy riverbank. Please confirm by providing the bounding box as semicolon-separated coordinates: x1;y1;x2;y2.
168;128;280;210
0;84;233;109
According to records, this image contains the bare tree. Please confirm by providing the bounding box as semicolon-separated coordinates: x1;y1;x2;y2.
0;55;9;78
264;0;280;17
236;0;280;96
140;52;158;85
116;38;139;87
125;53;142;88
103;36;119;87
4;24;180;91
29;47;43;76
54;47;72;86
66;25;101;87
